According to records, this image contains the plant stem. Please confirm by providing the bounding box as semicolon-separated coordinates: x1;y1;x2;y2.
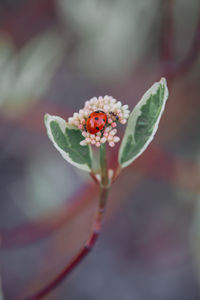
24;145;109;300
100;143;108;187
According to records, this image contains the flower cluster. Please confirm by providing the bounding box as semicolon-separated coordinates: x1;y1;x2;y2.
68;96;130;147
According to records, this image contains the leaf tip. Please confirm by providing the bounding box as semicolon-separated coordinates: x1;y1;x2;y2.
44;113;50;123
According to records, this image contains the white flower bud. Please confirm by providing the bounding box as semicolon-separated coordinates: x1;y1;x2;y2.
82;131;87;137
96;136;100;141
108;135;113;142
109;142;115;147
96;142;101;147
113;136;120;143
80;140;87;146
68;117;73;123
110;129;117;136
100;137;106;144
120;119;127;124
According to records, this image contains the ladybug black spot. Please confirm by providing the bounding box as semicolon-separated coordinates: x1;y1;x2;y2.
103;119;105;122
95;117;99;120
88;115;91;118
96;126;99;130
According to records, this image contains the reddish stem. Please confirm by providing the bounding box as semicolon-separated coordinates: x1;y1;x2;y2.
23;187;108;300
22;146;109;300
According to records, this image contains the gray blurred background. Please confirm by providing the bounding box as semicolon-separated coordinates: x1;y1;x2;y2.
0;0;200;299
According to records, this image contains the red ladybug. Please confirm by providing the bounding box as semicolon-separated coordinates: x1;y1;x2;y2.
86;110;107;134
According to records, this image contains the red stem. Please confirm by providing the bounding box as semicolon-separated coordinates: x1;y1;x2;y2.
23;187;109;300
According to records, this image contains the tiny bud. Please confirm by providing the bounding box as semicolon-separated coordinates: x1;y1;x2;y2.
86;138;91;143
104;132;108;137
78;124;83;129
109;142;115;147
100;137;106;144
111;122;117;128
80;140;87;146
116;101;122;108
74;121;79;126
96;136;100;141
82;131;87;137
108;118;113;124
110;129;117;136
96;142;101;147
108;135;113;142
68;117;73;123
113;136;120;143
120;119;127;124
104;105;109;112
105;127;110;132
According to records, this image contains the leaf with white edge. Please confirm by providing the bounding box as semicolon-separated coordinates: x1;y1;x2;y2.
119;78;168;168
44;114;93;172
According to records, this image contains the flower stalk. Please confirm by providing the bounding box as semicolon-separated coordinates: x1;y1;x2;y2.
40;77;168;300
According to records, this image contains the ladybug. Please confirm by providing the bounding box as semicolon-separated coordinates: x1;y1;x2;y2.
86;110;107;134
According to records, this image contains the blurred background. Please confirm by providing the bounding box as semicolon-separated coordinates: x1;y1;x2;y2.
0;0;200;299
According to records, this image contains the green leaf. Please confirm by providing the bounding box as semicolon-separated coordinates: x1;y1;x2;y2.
119;78;168;168
44;114;93;172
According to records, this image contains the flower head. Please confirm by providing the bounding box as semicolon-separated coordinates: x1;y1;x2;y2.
68;96;130;147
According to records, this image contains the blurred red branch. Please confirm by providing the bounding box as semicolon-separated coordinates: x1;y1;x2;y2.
24;173;109;300
1;144;200;250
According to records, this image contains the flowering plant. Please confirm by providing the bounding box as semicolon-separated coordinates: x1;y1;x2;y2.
37;77;168;299
68;95;130;147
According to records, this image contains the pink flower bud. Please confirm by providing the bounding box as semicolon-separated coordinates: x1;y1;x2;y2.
96;142;101;147
109;142;115;147
111;122;117;128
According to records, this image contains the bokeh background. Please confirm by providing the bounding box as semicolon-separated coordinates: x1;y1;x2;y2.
0;0;200;299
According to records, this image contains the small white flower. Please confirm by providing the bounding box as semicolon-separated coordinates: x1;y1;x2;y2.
68;95;130;147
